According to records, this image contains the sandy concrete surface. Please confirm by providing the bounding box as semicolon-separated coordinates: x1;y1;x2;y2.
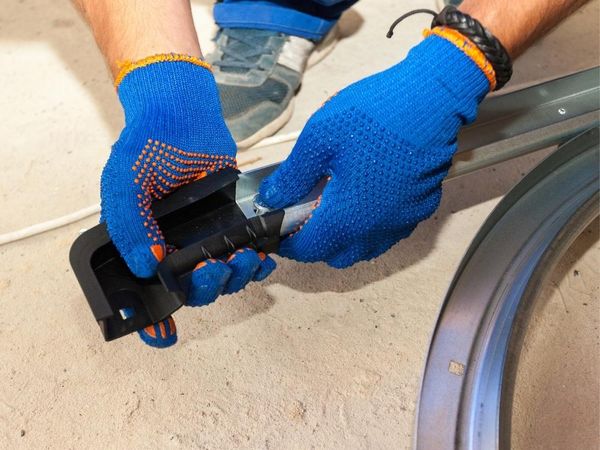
0;0;598;448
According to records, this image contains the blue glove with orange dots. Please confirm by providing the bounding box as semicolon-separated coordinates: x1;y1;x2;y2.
102;55;276;348
258;28;495;268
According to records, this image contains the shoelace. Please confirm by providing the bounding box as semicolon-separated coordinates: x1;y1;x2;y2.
212;29;283;71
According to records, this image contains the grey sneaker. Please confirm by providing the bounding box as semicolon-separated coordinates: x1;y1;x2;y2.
207;26;338;149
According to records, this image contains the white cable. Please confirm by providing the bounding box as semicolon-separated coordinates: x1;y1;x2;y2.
0;130;302;246
0;203;101;245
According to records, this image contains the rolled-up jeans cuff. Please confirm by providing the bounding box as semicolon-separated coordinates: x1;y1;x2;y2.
214;2;340;40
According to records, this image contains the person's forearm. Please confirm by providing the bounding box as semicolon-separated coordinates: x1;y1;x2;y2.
459;0;590;58
73;0;202;79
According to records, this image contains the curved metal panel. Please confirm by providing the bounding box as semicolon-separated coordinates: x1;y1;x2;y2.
415;127;599;450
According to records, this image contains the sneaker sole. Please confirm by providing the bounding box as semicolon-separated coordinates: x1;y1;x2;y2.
307;24;340;69
236;25;340;149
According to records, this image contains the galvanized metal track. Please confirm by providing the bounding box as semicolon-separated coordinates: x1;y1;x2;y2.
415;127;599;450
237;68;600;208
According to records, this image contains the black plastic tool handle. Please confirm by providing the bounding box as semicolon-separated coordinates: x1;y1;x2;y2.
69;168;283;341
158;180;284;302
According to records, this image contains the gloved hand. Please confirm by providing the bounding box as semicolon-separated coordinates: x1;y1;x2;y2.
102;55;276;347
258;28;494;268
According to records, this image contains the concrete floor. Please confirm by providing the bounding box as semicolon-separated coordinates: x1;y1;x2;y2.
0;0;598;448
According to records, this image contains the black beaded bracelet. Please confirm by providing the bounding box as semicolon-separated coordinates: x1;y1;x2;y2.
387;6;513;91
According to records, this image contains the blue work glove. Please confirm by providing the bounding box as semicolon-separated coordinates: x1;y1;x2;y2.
102;55;276;347
258;30;493;268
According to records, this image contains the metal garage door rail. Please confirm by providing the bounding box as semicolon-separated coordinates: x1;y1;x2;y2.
415;127;599;450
